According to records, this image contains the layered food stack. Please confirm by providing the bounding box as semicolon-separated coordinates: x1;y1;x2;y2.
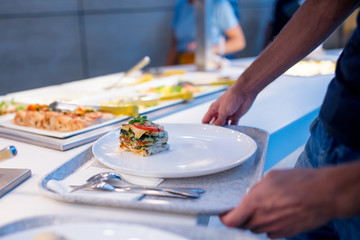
119;116;169;156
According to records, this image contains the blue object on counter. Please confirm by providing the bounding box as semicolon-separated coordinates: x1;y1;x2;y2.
0;145;17;161
9;146;17;156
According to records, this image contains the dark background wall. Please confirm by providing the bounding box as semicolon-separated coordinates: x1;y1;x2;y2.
0;0;178;95
0;0;279;95
0;0;346;96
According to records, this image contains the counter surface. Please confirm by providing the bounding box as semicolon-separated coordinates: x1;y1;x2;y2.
0;53;337;237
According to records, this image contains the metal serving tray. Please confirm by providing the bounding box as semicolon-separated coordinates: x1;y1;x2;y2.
39;125;268;216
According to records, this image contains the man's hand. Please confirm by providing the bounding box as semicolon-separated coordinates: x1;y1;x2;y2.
220;168;337;238
202;84;257;126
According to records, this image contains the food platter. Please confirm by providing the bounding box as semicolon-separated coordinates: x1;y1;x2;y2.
92;124;257;178
284;60;336;76
0;114;127;139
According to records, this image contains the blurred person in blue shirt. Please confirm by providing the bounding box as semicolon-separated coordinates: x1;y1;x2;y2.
166;0;246;65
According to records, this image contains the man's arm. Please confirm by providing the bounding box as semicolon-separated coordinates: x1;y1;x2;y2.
203;0;357;126
220;160;360;238
332;160;360;218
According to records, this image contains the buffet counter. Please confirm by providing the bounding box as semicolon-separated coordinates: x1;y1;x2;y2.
0;51;339;239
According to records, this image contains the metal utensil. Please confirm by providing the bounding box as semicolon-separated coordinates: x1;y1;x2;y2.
49;101;138;116
71;181;200;198
105;56;151;90
83;181;197;199
50;91;192;117
112;92;194;106
87;172;205;195
71;171;204;196
178;77;236;87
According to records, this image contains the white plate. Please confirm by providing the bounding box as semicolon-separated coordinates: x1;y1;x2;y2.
0;114;127;139
1;222;187;240
93;124;257;178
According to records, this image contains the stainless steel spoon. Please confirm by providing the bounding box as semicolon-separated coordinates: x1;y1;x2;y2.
85;181;196;199
104;56;151;90
70;172;204;198
87;172;205;194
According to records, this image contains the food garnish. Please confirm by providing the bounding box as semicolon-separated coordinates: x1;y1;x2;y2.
0;100;26;116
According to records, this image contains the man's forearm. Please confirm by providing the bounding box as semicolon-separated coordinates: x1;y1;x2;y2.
234;0;357;94
330;160;360;218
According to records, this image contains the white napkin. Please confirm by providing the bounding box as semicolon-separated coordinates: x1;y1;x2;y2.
47;167;164;201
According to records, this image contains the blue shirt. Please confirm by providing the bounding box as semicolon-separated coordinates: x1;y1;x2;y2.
172;0;239;52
